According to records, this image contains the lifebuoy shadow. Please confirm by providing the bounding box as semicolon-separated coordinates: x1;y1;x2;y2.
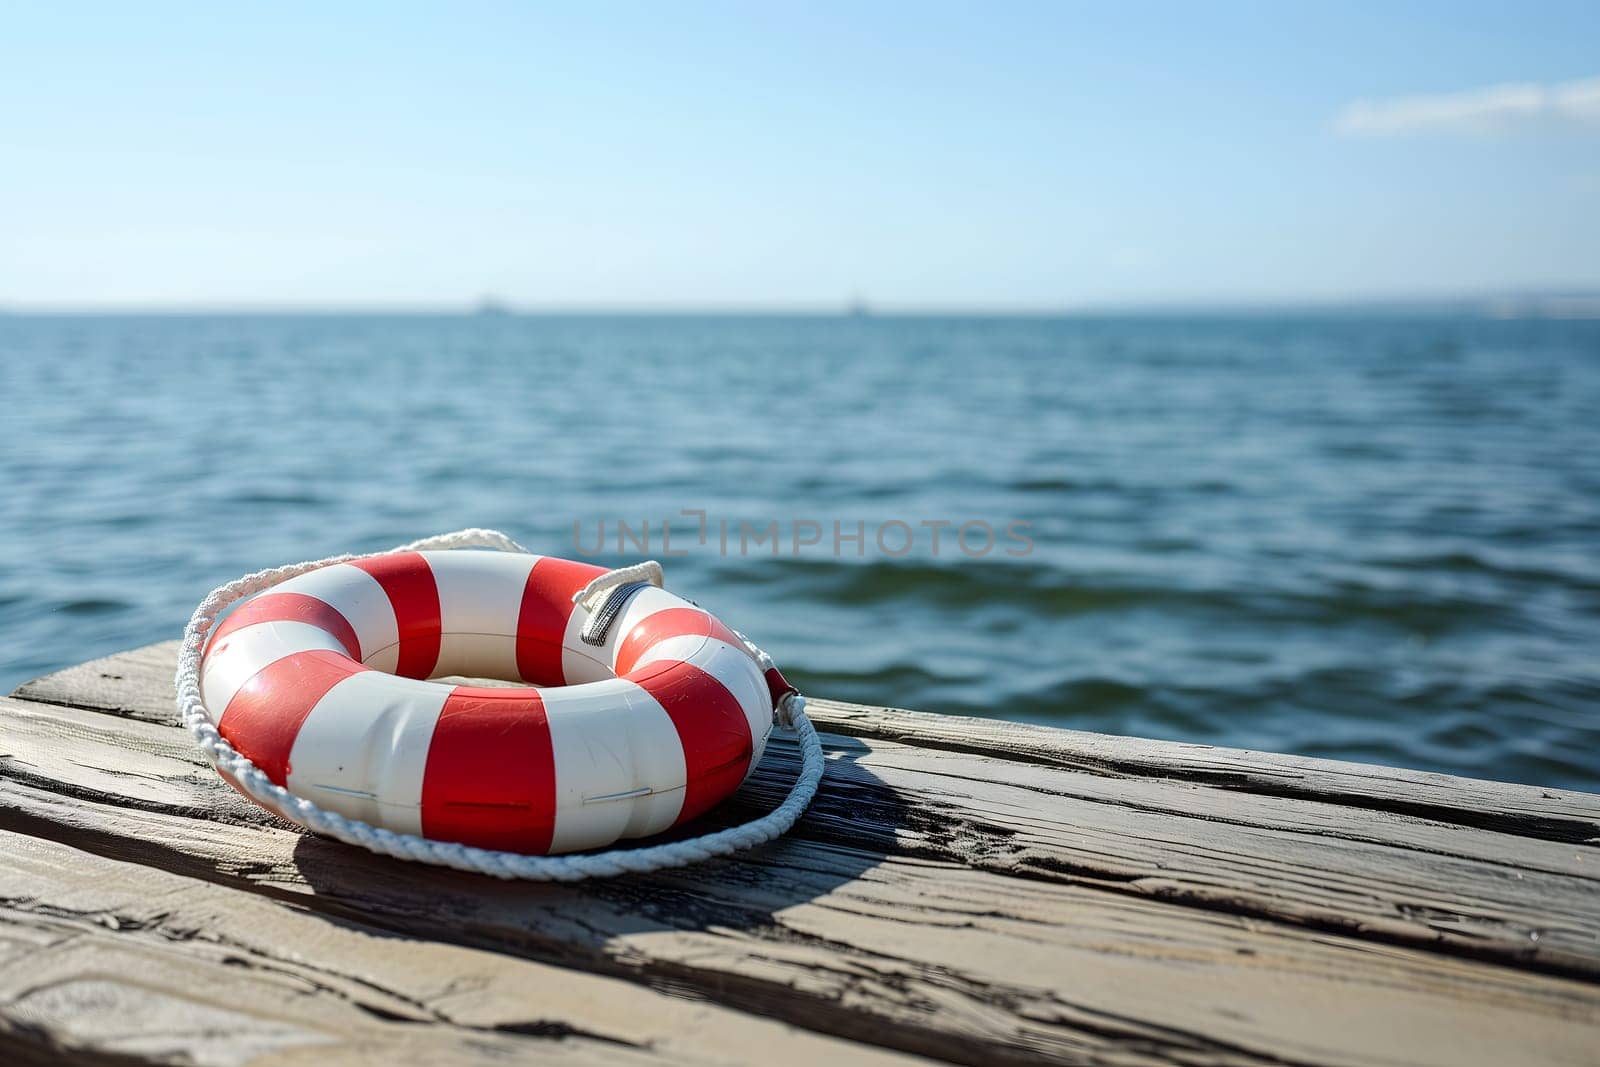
287;730;904;949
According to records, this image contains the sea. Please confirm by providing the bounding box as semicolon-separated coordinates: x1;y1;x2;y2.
2;312;1597;791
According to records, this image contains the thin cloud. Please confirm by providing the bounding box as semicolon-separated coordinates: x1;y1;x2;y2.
1334;76;1600;136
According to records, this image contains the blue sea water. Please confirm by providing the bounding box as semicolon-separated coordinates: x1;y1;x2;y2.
2;312;1597;791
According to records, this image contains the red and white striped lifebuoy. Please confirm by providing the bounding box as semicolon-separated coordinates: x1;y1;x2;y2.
200;549;789;855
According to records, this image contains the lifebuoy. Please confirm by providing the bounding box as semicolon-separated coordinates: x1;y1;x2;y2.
200;549;788;854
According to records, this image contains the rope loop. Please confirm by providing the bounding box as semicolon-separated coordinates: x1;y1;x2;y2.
174;529;823;880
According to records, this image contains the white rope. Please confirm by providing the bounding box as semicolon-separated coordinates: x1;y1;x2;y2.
173;528;824;880
571;559;664;614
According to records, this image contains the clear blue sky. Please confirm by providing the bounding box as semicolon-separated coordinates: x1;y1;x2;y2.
3;1;1598;308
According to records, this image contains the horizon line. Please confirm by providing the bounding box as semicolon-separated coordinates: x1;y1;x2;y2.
4;291;1600;319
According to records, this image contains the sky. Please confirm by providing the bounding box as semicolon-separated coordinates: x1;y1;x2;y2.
2;1;1598;309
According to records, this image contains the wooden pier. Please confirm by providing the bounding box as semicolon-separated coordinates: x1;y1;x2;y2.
2;641;1597;1065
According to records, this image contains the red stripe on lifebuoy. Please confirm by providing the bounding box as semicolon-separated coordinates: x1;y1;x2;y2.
208;592;362;661
612;606;744;677
219;649;368;785
628;660;752;826
764;666;796;710
351;552;441;678
421;686;556;852
516;556;606;685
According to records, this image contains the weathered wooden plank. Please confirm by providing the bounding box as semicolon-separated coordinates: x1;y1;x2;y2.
808;698;1600;843
2;775;1597;1067
0;828;924;1067
2;684;1596;979
22;642;1600;844
2;687;1599;1065
11;644;181;723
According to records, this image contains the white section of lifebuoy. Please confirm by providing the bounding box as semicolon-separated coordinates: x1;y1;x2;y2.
273;562;402;673
423;549;539;678
285;671;450;836
559;606;610;684
542;676;688;852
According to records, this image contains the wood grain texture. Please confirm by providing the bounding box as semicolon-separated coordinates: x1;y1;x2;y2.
12;644;180;724
806;698;1600;844
4;643;1600;1066
10;651;1600;976
5;773;1599;1067
5;689;1599;974
0;829;923;1067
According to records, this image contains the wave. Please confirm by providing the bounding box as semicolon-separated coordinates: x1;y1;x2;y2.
225;489;328;507
1360;550;1600;592
720;556;1512;635
1006;476;1237;496
57;597;131;616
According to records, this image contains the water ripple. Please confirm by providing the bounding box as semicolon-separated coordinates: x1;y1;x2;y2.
3;312;1598;791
